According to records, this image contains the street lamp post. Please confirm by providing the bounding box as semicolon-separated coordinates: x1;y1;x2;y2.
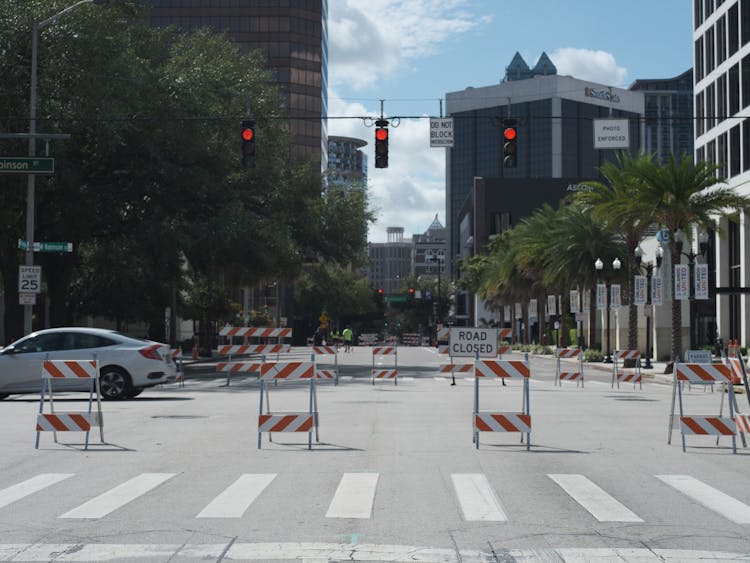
635;245;656;369
595;256;621;363
25;0;109;334
674;230;709;349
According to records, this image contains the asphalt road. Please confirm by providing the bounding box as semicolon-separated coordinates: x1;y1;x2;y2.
1;346;749;562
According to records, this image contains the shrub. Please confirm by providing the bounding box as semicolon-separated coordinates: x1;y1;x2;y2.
584;348;604;362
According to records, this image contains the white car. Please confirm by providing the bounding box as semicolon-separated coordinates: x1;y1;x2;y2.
0;327;177;401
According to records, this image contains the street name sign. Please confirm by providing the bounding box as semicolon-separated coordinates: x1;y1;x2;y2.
0;157;54;174
18;265;42;294
18;239;72;252
449;327;498;358
430;118;454;147
385;295;407;303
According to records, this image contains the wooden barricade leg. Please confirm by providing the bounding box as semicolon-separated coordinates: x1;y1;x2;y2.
677;372;687;453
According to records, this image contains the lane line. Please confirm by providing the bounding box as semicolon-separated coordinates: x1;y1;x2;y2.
59;473;176;519
451;473;507;522
0;474;73;509
326;473;379;519
656;474;750;524
548;474;642;522
197;474;276;518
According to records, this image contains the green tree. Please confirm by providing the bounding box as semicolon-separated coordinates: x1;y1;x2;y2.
635;154;750;365
573;151;656;352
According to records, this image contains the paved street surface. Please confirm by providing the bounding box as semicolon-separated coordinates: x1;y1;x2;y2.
1;346;749;562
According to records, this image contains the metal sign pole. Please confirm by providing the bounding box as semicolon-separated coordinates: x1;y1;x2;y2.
667;356;680;445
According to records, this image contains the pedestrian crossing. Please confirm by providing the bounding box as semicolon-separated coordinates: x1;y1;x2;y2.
2;471;749;525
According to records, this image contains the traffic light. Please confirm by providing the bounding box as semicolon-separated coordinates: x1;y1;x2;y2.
241;119;255;168
374;119;389;168
502;118;517;168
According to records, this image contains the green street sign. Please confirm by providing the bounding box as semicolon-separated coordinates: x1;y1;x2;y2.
37;242;72;252
0;157;54;174
17;239;72;252
385;295;407;303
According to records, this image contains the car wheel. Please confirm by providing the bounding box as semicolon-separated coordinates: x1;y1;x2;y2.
128;388;144;399
99;366;133;400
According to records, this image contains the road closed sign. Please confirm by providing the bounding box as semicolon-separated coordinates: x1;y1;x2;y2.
449;327;498;358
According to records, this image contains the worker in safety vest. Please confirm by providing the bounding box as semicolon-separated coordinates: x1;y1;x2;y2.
342;326;353;352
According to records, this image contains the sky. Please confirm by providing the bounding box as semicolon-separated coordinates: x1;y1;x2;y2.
326;0;693;242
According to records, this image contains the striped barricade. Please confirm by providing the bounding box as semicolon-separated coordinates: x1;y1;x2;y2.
497;345;513;357
498;328;512;341
437;360;472;386
257;361;318;450
555;348;584;387
372;346;398;385
220;326;293;339
472;356;531;450
671;362;744;454
311;346;339;385
612;350;642;390
216;361;263;386
170;349;184;386
217;344;291;356
36;359;103;450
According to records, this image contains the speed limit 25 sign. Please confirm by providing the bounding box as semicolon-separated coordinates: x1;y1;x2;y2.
19;265;42;293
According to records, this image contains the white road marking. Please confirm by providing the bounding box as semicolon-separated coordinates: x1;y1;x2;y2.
548;474;643;522
196;474;276;518
451;473;507;522
326;473;379;518
0;473;73;509
59;473;176;519
656;474;750;524
1;544;749;561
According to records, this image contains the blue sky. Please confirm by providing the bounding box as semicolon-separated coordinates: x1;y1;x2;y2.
327;0;693;242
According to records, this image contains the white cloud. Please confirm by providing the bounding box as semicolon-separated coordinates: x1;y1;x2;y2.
328;90;445;242
328;0;491;90
549;47;628;86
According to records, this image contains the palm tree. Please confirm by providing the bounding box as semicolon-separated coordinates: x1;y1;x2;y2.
573;151;656;354
635;154;750;366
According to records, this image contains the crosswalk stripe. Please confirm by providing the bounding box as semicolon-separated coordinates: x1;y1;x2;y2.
451;473;507;522
325;473;378;518
197;474;276;518
656;474;750;524
548;474;642;522
59;473;176;519
0;474;73;509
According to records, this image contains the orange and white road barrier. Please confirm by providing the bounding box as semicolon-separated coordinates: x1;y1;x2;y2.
555;348;584;387
218;344;290;356
497;345;513;357
258;361;319;450
612;350;642;390
372;346;398;385
216;361;263;386
498;328;512;341
310;346;339;385
669;362;746;454
36;359;103;450
473;356;531;450
220;326;292;338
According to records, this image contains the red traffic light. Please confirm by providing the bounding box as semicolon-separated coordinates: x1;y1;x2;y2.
375;128;388;141
503;127;517;141
242;128;254;141
378;288;383;294
408;287;415;294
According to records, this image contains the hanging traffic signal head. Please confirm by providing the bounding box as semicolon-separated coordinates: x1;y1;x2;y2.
375;119;389;168
502;118;517;168
241;119;256;168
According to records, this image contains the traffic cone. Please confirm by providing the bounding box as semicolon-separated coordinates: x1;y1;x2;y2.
192;343;198;360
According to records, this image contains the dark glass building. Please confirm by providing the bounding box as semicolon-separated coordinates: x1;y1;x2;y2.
146;0;328;170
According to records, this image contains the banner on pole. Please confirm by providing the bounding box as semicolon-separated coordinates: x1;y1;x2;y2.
652;275;663;306
547;295;557;316
675;264;689;300
634;275;647;305
515;302;523;319
528;299;538;321
582;289;591;312
695;263;709;300
596;284;607;310
611;284;621;309
570;290;580;313
504;305;511;322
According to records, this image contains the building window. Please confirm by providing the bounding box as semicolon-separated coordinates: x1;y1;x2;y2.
731;124;741;176
743;118;750;171
729;217;741;340
730;3;739;56
696;91;705;137
717;14;727;66
743;0;750;46
730;63;740;114
706;26;716;75
717;74;727;124
718;131;728;176
695;36;704;83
